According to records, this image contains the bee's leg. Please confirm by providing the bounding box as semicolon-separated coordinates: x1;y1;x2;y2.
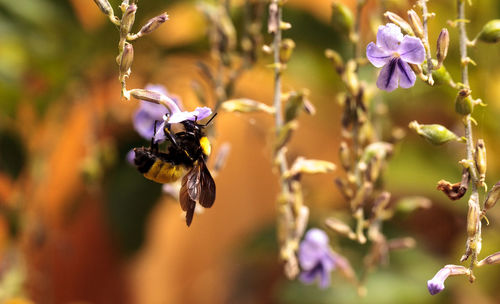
163;124;180;149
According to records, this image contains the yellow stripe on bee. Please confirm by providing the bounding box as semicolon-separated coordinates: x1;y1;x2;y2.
200;136;211;156
143;159;185;184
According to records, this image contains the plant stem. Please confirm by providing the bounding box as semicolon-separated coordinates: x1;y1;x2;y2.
457;0;480;270
420;0;434;84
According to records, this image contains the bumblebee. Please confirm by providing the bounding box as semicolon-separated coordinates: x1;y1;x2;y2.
133;115;216;226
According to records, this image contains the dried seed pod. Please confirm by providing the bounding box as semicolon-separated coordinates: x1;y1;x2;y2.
436;169;469;200
407;9;424;39
372;191;391;218
285;157;336;179
409;121;458;145
268;1;279;34
384;11;414;36
387;237;416;250
466;199;480;238
436;29;449;68
350;182;373;211
477;19;500;44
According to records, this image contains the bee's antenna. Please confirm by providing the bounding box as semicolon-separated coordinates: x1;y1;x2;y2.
201;112;217;127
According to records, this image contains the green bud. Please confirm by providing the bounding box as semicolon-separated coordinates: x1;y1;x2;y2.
409;121;458;145
384;11;414;36
483;181;500;213
325;49;344;74
455;89;474;115
331;2;354;35
274;121;298;152
436;29;449;68
477;19;500;43
284;89;310;123
407;9;424;39
431;64;453;86
279;39;296;64
120;4;137;39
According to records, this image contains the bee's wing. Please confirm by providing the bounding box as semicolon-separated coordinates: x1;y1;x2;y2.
180;169;198;227
199;161;216;208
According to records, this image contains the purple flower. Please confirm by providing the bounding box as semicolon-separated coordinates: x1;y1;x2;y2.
154;106;213;143
427;265;469;295
133;84;181;140
298;228;336;289
366;23;425;91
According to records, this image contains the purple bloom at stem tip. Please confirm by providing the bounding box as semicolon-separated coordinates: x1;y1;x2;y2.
366;23;425;92
427;265;469;295
298;228;337;289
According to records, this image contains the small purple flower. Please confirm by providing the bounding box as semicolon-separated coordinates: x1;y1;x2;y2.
366;23;425;92
298;228;336;289
154;106;213;143
427;265;469;295
133;84;181;140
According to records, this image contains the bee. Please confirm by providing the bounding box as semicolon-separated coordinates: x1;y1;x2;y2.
133;115;216;226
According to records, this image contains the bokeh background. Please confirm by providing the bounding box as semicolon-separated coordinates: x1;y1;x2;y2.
1;0;500;303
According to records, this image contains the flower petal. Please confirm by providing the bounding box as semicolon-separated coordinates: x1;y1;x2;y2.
299;267;320;285
154;120;168;143
398;35;425;64
317;267;332;289
366;42;393;67
376;58;399;91
396;59;416;88
168;107;213;124
376;23;403;51
133;104;166;139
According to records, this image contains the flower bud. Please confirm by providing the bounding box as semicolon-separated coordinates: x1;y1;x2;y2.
325;218;356;239
119;43;134;76
331;2;354;35
120;4;137;39
279;39;295;64
335;177;353;201
93;0;113;16
436;29;449;68
407;9;424;39
477;19;500;44
372;191;391;218
384;11;414;36
221;98;274;114
483;181;500;213
409;121;458;145
477;251;500;267
455;89;474;115
339;142;351;171
137;13;169;37
284;157;336;179
344;60;359;96
427;265;470;295
325;49;344;74
268;2;279;34
387;237;416;250
350;182;373;211
475;139;486;184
